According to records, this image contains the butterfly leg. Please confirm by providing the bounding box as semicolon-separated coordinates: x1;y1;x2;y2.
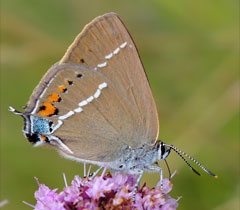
145;165;164;191
83;163;101;179
86;166;106;179
159;167;163;191
132;170;143;202
82;166;103;186
81;164;91;185
89;166;103;180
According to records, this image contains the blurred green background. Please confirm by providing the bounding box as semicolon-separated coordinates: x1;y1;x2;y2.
1;0;239;209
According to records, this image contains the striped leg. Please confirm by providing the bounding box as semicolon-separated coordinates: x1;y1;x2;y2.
132;170;143;202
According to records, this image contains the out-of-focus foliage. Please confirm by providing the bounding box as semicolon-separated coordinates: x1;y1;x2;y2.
1;0;238;209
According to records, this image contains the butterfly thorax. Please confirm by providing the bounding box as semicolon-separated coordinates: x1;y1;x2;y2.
105;141;163;174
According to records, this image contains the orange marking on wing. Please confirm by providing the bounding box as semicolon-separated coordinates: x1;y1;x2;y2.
38;102;57;117
40;135;46;141
66;80;73;85
48;92;61;102
58;85;67;93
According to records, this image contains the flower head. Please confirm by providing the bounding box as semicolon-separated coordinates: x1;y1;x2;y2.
30;171;179;210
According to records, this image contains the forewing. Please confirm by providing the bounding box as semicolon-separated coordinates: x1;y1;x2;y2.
60;13;159;145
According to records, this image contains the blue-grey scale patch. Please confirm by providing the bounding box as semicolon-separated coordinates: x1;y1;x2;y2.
32;117;51;134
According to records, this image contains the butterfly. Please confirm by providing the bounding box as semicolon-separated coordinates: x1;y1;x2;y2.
9;13;217;193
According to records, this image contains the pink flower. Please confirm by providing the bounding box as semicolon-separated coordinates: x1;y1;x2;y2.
34;179;65;210
27;172;179;210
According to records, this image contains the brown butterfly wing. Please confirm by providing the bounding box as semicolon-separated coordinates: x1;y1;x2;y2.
25;63;143;161
60;13;159;145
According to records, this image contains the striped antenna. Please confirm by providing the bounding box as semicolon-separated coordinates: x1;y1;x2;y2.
163;143;218;178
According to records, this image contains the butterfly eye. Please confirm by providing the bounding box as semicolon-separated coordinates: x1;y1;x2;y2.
160;144;166;159
80;58;85;63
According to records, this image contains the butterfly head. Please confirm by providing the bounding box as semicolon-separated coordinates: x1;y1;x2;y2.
157;140;171;161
